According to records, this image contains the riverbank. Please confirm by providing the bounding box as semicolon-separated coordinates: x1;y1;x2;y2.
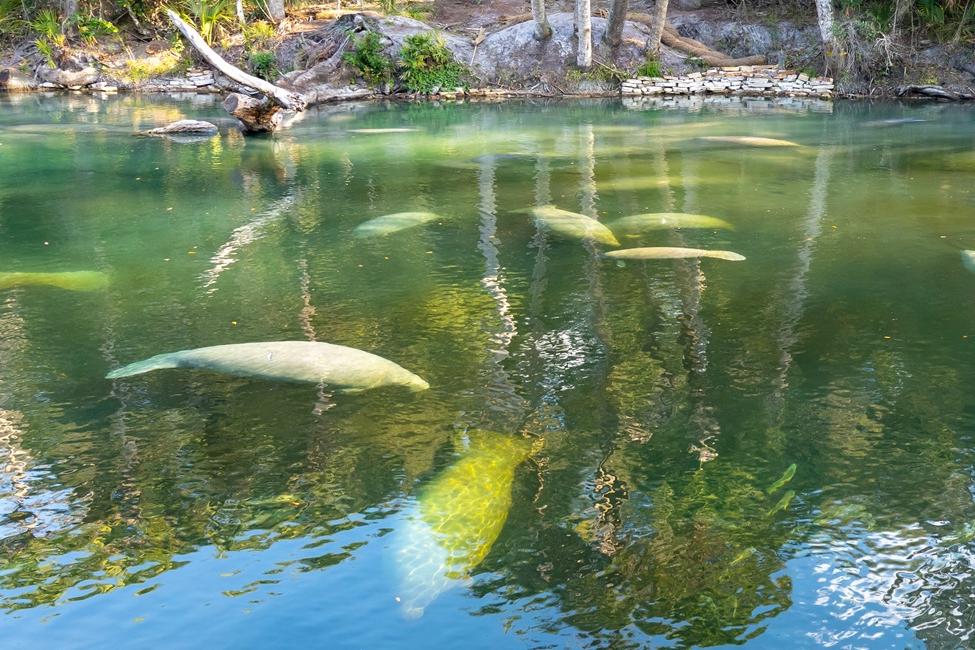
1;6;974;103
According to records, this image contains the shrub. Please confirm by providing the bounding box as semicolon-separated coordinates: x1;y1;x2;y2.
636;57;661;78
398;32;464;93
243;20;276;47
248;49;278;80
343;31;394;87
74;14;119;45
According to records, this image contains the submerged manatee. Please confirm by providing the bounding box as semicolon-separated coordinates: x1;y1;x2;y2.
394;431;534;618
530;205;620;247
106;341;429;392
0;271;109;292
697;136;800;147
353;212;441;238
962;250;975;274
609;213;733;237
347;128;420;134
606;247;746;261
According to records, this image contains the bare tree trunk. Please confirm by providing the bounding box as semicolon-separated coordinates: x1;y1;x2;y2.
531;0;553;40
576;0;592;69
268;0;286;22
166;9;306;112
62;0;78;21
605;0;629;47
236;0;246;25
646;0;669;55
815;0;836;70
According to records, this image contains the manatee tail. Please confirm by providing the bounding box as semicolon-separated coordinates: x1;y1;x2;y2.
106;353;180;379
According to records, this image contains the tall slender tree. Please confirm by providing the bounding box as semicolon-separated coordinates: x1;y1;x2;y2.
531;0;553;40
576;0;592;68
814;0;836;70
604;0;629;47
647;0;669;54
268;0;286;22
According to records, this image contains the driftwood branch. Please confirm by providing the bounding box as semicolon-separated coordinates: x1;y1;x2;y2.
165;8;306;111
896;84;974;100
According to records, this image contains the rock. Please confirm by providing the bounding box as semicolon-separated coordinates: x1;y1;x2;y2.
145;40;172;55
89;81;118;93
138;120;219;136
0;68;37;92
38;66;100;88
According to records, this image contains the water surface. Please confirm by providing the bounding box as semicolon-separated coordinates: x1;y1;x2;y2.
1;93;974;648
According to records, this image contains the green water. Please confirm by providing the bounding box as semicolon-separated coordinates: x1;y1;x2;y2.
2;93;975;648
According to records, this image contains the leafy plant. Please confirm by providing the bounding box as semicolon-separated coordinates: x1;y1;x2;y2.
243;19;276;47
0;0;29;38
74;14;119;45
378;0;396;14
397;32;464;94
34;37;56;68
636;57;661;78
31;9;66;47
248;50;278;80
343;31;394;87
182;0;234;45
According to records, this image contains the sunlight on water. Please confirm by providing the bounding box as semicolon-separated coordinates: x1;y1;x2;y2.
1;92;975;647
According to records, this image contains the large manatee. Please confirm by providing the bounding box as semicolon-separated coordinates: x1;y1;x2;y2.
393;431;534;618
530;205;620;247
353;212;441;238
609;212;733;236
606;247;746;261
0;271;109;292
106;341;429;392
697;135;800;147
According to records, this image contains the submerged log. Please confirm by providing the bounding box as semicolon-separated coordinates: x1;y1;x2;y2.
223;94;283;133
165;8;306;132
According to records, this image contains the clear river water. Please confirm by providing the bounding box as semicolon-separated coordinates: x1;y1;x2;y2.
1;93;975;648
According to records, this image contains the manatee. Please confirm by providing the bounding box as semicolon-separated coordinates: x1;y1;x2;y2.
530;205;620;247
697;136;800;147
605;247;745;261
393;431;534;618
106;341;429;392
0;271;109;292
609;212;733;237
347;128;420;134
353;212;441;238
863;117;929;127
962;250;975;274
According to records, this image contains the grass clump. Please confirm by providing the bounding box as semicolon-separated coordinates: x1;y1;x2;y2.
636;57;661;78
343;31;394;87
398;32;464;93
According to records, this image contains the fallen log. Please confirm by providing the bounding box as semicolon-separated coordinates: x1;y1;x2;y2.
166;8;306;132
223;93;284;133
896;84;973;100
627;13;766;67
